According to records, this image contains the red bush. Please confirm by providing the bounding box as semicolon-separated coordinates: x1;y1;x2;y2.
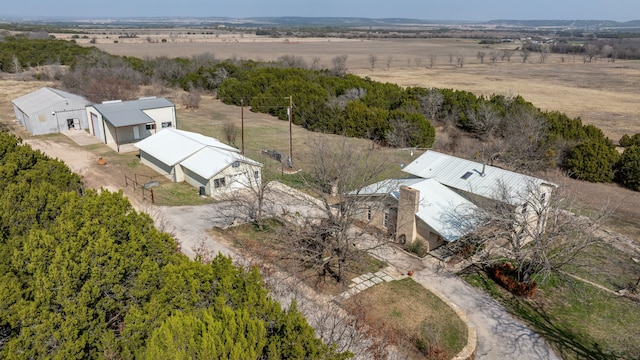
488;263;537;297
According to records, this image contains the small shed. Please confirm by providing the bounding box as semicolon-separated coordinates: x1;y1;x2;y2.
11;87;91;135
86;97;176;151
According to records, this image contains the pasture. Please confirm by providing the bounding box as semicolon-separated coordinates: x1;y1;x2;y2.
60;31;640;141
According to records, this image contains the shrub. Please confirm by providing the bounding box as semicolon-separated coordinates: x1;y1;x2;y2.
615;145;640;191
405;239;428;258
565;139;619;182
488;263;538;297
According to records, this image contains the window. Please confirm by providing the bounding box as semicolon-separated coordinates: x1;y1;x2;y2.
254;170;259;180
161;121;172;128
366;207;372;221
232;161;240;168
213;177;226;188
383;212;389;229
145;123;156;130
521;203;528;214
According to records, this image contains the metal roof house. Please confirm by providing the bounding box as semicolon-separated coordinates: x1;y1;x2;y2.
402;150;557;208
135;128;262;197
85;97;176;152
11;87;91;135
353;150;556;252
353;178;479;251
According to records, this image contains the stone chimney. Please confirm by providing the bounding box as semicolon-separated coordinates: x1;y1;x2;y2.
396;186;420;245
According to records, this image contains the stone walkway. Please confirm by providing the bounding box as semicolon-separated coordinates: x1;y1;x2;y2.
336;266;404;300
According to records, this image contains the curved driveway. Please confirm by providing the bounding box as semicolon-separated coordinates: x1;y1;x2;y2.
153;184;560;360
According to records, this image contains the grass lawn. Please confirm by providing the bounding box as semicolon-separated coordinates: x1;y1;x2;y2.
463;265;640;359
346;277;468;359
153;182;216;206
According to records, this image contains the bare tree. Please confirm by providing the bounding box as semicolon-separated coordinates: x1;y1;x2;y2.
428;55;437;69
368;54;378;69
386;118;419;148
222;121;239;147
489;52;500;64
218;160;272;231
464;102;502;139
311;56;321;70
477;51;486;64
272;135;391;284
539;46;550;64
502;49;515;62
463;179;614;284
456;54;464;68
11;55;21;73
331;54;348;76
278;54;308;69
418;88;444;121
181;85;201;109
385;55;393;70
414;57;423;67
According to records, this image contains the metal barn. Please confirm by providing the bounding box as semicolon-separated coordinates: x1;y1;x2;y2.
11;87;91;135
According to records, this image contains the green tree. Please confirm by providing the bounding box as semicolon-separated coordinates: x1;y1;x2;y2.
619;133;640;147
615;145;640;191
566;139;619;182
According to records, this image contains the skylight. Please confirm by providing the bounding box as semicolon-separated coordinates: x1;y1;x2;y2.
461;171;473;180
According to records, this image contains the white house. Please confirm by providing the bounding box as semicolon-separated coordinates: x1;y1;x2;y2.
86;97;176;151
135;128;262;197
11;87;91;135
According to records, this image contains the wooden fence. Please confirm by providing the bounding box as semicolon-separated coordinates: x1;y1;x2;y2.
124;173;156;204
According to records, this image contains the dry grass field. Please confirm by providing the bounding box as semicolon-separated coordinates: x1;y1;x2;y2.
59;32;640;141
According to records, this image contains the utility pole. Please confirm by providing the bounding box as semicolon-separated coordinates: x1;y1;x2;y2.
241;98;245;154
288;95;293;167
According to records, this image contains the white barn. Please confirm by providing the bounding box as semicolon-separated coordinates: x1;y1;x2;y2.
86;97;176;151
11;87;91;135
135;128;262;197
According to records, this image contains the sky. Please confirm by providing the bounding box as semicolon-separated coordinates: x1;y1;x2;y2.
2;0;639;22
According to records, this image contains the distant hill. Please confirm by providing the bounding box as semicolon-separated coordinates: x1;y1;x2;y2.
0;15;638;30
486;19;640;28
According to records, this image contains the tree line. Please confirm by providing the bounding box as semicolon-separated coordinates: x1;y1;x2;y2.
0;132;349;359
2;37;638;190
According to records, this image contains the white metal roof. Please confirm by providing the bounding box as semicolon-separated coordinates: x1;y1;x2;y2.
403;150;556;205
355;177;478;242
11;87;90;115
134;128;204;166
91;97;174;127
410;179;479;242
180;146;262;180
170;129;239;153
354;178;424;199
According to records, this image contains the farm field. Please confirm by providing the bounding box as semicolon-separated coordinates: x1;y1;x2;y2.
61;32;640;141
58;31;640;241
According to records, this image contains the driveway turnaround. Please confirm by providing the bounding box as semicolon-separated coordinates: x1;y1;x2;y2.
373;244;561;360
